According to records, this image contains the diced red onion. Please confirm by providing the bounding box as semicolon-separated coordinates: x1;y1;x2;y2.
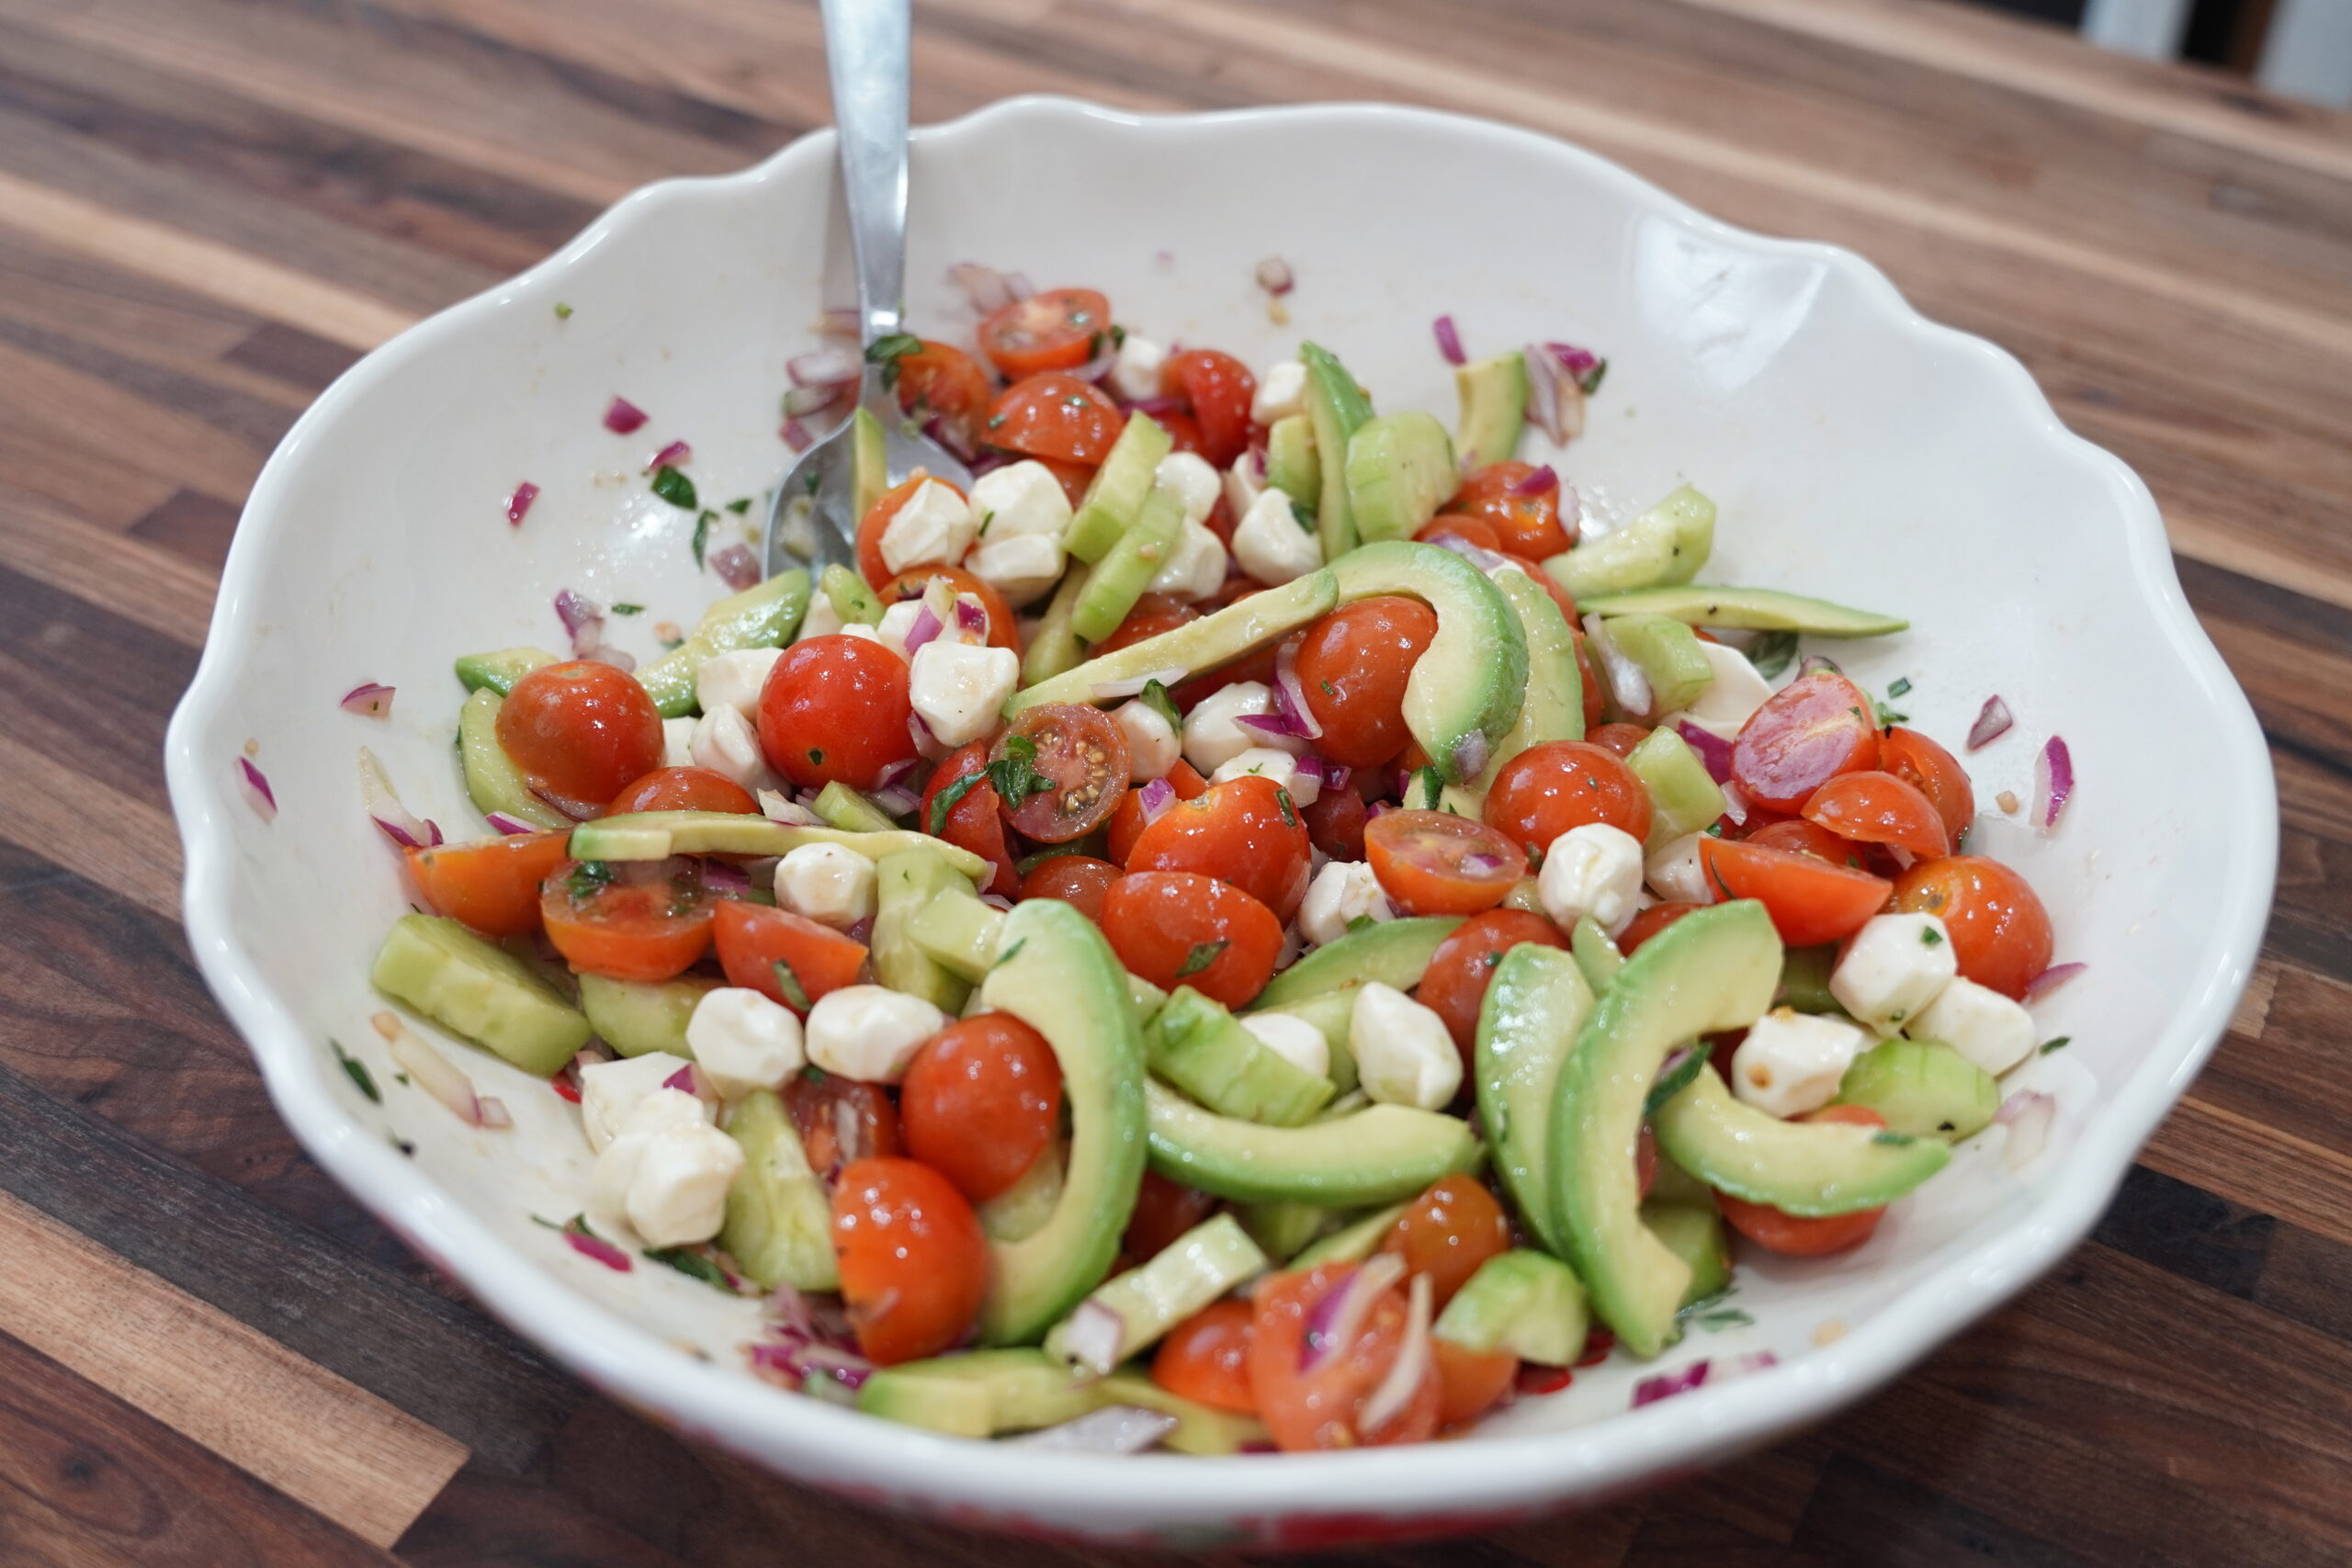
1676;720;1734;784
702;860;752;897
1011;1405;1178;1454
783;382;850;418
1236;711;1307;741
758;788;823;826
1452;730;1490;783
908;709;944;758
506;480;540;526
1091;666;1188;701
2034;735;2073;829
1507;464;1558;498
1521;342;1588;444
647;438;691;470
564;1227;632;1271
1633;1353;1782;1409
2025;962;2086;1001
1967;694;2013;750
554;588;605;657
237;756;277;820
604;397;649;434
876;758;922;792
1302;1253;1405;1371
1056;1299;1127;1375
1137;777;1175;824
966;450;1013;480
780;417;814;452
1797;652;1844;679
955;597;988;636
1272;641;1325;740
1583;614;1652;718
359;747;441;849
1073;343;1120;384
868;784;920;818
1557;482;1584;535
1544;343;1606;393
1367;800;1394;821
978;892;1016;914
708;543;763;592
1432;314;1465;366
662;1063;696;1094
1719;781;1752;829
1358;1273;1433;1436
786;346;862;388
380;1015;492;1128
1997;1089;2055;1168
1459;851;1507;874
949;262;1019;314
1126;394;1182;417
483;812;537;835
921;413;978;463
1293;754;1351;795
1255;256;1295;296
1003;272;1035;301
340;682;395;719
901;603;944;653
1426;530;1514;574
582;645;636;674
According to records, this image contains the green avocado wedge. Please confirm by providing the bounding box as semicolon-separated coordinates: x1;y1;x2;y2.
565;810;989;883
1653;1063;1951;1215
856;1349;1267;1452
636;570;809;717
1475;943;1597;1258
1249;916;1464;1010
1144;1080;1479;1206
1329;540;1526;782
457;689;570;830
1545;484;1714;601
1440;562;1584;818
1552;900;1781;1357
454;646;557;696
1301;342;1374;560
1005;569;1340;717
1582;583;1907;638
1453;351;1527;470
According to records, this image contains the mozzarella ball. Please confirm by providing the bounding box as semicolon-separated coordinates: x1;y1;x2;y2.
877;479;977;574
579;1057;707;1154
1538;823;1646;936
1115;699;1182;782
909;640;1021;749
684;987;806;1099
1251;360;1307;424
773;841;877;930
1830;913;1959;1034
1296;860;1392;947
1110;333;1166;402
803;984;947;1083
1911;975;2037;1076
1148;517;1229;603
1182;681;1303;773
1729;1008;1871;1119
695;647;782;721
690;705;782;794
1350;982;1461;1110
1239;1011;1332;1080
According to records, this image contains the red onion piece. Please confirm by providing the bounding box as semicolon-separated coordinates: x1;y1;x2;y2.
662;1064;696;1094
1011;1405;1178;1454
1137;777;1175;824
1797;652;1844;679
477;1096;513;1130
646;438;691;471
1057;1299;1128;1375
603;397;649;434
340;682;394;718
237;756;277;820
2035;735;2073;829
1358;1273;1433;1436
582;645;636;674
1255;256;1295;295
1676;720;1735;784
379;1014;490;1127
920;413;978;463
483;812;537;835
1583;614;1653;718
948;262;1018;314
757;789;824;826
1432;314;1465;366
867;784;920;818
358;747;441;849
1719;781;1753;830
1272;641;1326;740
1507;464;1558;498
1235;711;1306;740
1072;342;1120;384
908;709;943;758
554;589;605;657
1544;342;1606;393
1632;1360;1710;1408
780;417;814;453
1302;1253;1404;1371
876;758;922;791
786;346;862;388
902;603;944;653
1003;272;1035;300
1521;342;1587;444
702;859;752;897
955;597;988;636
2025;962;2086;1001
564;1227;633;1271
1997;1089;2055;1168
708;543;763;592
1967;694;2013;751
1091;666;1189;701
1425;530;1514;574
1126;394;1182;417
966;450;1013;480
783;381;852;418
1458;851;1507;874
505;481;540;526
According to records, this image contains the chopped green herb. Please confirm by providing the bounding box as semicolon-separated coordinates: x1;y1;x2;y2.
865;332;923;389
928;771;985;835
553;301;574;321
1084;330;1103;360
530;1213;560;1230
1320;679;1337;696
330;1040;380;1103
977;509;995;538
1871;1130;1913;1146
1643;1048;1706;1118
391;1135;416;1156
1176;940;1229;977
643;1246;733;1290
1693;1307;1755;1332
726;497;753;515
994;936;1027;967
1346;914;1376;933
807;747;825;766
1704;821;1724;837
1139;679;1181;730
770;958;811;1011
804;471;820;496
1872;699;1908;729
651;465;698;510
1920;927;1944;947
394;1073;410;1086
567;861;616;900
2040;1036;2072;1055
988;413;1007;430
1747;631;1799;680
1577;358;1609;396
565;1213;607;1241
1887;676;1912;699
1110;324;1127;348
610;603;644;616
1014;845;1086;874
1275;787;1298;828
691;509;715;568
1415;764;1442;804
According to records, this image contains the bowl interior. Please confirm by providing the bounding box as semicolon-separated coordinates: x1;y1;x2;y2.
168;98;2272;1539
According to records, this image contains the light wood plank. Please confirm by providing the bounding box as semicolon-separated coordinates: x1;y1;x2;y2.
2144;1095;2352;1250
0;731;185;921
0;491;220;649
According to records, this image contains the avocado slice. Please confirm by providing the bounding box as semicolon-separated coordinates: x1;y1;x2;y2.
577;972;720;1057
1582;583;1906;638
1005;569;1340;716
1265;413;1320;512
871;847;974;1013
1300;342;1374;560
636;570;810;717
1642;1201;1732;1310
1439;564;1584;818
1475;943;1597;1258
1453;351;1528;469
1835;1037;2000;1140
820;561;885;626
857;1349;1266;1452
1329;540;1528;782
1070;479;1186;644
1623;727;1725;851
1145;1079;1478;1206
371;914;591;1076
1545;484;1715;602
1043;1213;1267;1372
1021;562;1091;685
811;781;898;832
975;898;1151;1344
1603;615;1713;716
1064;412;1173;564
849;405;890;525
1236;1200;1340;1261
565;810;990;883
1090;1372;1270;1454
454;646;557;696
1777;944;1842;1014
1345;411;1456;543
1147;986;1336;1128
1570;915;1623;995
1250;915;1464;1010
458;688;569;830
1654;1062;1950;1215
1551;899;1781;1357
1291;1201;1410;1268
718;1088;839;1290
979;1140;1065;1244
1432;1249;1589;1366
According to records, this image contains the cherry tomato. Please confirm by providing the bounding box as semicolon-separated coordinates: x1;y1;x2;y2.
1697;837;1891;947
495;660;664;817
855;475;971;592
1746;817;1867;866
1803;770;1950;858
1891;855;2053;998
404;831;571;938
900;1014;1064;1204
1155;408;1204;456
1731;671;1882;813
1880;727;1977;843
831;1157;989;1364
1095;592;1198;654
605;766;757;818
1442;461;1570;558
1586;722;1651;760
1153;1299;1258;1415
1123;1169;1216;1268
993;704;1132;845
1105;758;1210;863
1249;1264;1441;1451
876;566;1019;654
787;1070;901;1179
1294;598;1441;771
1365;810;1523;916
976;288;1111;380
1483;740;1652;857
1618;901;1703;955
1716;1106;1890;1256
538;857;711;981
1159;349;1257;468
1381;1175;1512;1308
1124;774;1312;923
757;635;918;791
986;373;1123;466
1418;910;1569;1063
891;339;993;455
1414;513;1502;553
918;742;1019;897
1037;457;1093;507
1302;784;1367;861
1100;871;1283;1009
712;899;868;1014
1016;854;1121;922
1433;1339;1519;1427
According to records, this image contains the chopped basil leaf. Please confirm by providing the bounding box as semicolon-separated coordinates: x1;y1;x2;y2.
1887;676;1912;698
1110;323;1127;348
1577;358;1609;396
1872;699;1908;728
1275;786;1298;828
994;936;1027;967
330;1040;380;1103
807;746;825;765
567;861;616;900
1919;927;1944;947
2040;1035;2072;1055
726;497;753;514
553;301;573;321
770;958;811;1011
651;465;698;511
609;603;644;615
928;770;986;835
1176;940;1229;977
643;1246;732;1290
1139;679;1182;729
1320;679;1337;696
1415;764;1442;805
565;1213;606;1241
1642;1048;1706;1118
865;332;923;389
1747;631;1799;680
691;509;714;568
1871;1130;1913;1146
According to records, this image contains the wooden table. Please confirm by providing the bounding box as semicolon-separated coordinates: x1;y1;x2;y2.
0;0;2346;1560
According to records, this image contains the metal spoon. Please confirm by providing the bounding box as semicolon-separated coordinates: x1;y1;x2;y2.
766;0;971;581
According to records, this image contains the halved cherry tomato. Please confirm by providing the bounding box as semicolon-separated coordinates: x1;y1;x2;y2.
1381;1175;1512;1307
1294;598;1441;771
1484;739;1653;856
986;373;1123;466
712;899;868;1013
993;703;1132;845
1365;810;1523;916
787;1070;899;1180
1433;1339;1519;1427
1038;457;1093;507
1159;349;1257;468
890;339;993;456
1746;817;1867;867
495;660;664;817
1697;837;1891;947
1414;513;1502;553
1249;1264;1441;1451
404;831;571;938
1100;871;1283;1008
1716;1105;1890;1256
538;856;711;981
855;474;972;592
1154;1299;1258;1415
605;766;757;818
1880;727;1976;843
976;288;1111;380
831;1157;988;1364
1155;408;1204;457
1442;461;1570;558
1731;671;1881;813
756;635;918;792
1124;774;1312;923
1803;770;1950;858
1095;592;1198;654
1418;909;1568;1063
1123;1169;1216;1268
1892;855;2053;998
900;1013;1064;1204
1618;900;1703;955
1301;784;1368;862
875;566;1020;654
921;742;1018;897
1105;757;1210;863
1016;854;1121;922
1586;722;1651;760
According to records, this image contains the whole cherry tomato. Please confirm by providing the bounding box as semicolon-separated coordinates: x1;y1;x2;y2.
1442;461;1570;558
1301;784;1368;862
1124;774;1312;923
900;1014;1064;1204
1100;871;1283;1009
1380;1175;1512;1308
1095;592;1198;654
1434;1339;1519;1427
1716;1106;1891;1256
1016;854;1122;922
605;766;757;818
1484;739;1652;856
1105;758;1209;864
1618;900;1703;954
1154;1299;1259;1415
1294;598;1441;771
1586;723;1652;759
1158;349;1257;468
831;1157;988;1364
1891;855;2053;998
495;660;664;817
1417;909;1568;1063
756;635;918;791
1123;1169;1216;1268
787;1070;899;1180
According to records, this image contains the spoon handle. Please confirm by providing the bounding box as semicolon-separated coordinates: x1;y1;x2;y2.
821;0;910;349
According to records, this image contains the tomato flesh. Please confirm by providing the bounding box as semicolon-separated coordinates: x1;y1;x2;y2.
892;339;993;456
756;635;919;792
1123;1169;1216;1269
1417;909;1568;1065
1099;871;1283;1009
1484;739;1653;856
712;899;868;1014
1380;1175;1512;1308
1363;810;1523;916
1891;855;2052;998
1880;727;1977;843
1294;598;1440;771
1248;1264;1441;1451
1159;349;1257;468
976;288;1111;380
1730;671;1881;813
1154;1299;1259;1415
404;831;571;938
1442;461;1570;558
495;660;665;817
787;1071;899;1180
1802;769;1950;858
538;857;711;981
1698;837;1891;947
1123;774;1312;923
900;1014;1064;1204
831;1157;988;1365
992;704;1131;845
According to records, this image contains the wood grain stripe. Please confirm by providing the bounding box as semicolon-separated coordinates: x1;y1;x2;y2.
0;732;183;921
0;1189;466;1548
0;490;217;648
2147;1096;2352;1251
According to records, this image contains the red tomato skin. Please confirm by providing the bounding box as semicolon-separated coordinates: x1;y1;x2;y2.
1731;671;1882;813
1484;739;1653;855
1891;855;2053;998
1016;855;1121;922
605;766;758;818
1099;871;1283;1009
1248;1264;1441;1452
921;743;1019;898
1880;727;1977;842
992;704;1132;845
1697;837;1892;947
1294;598;1442;771
1442;462;1570;558
1618;901;1704;954
1124;774;1313;924
538;863;711;982
1434;1339;1519;1427
1716;1106;1889;1256
977;288;1111;380
495;660;665;815
757;636;919;792
899;1014;1064;1204
1302;785;1368;862
1153;1299;1259;1415
1122;1169;1216;1268
1418;910;1568;1064
712;900;868;1013
831;1157;989;1365
788;1072;900;1179
1159;349;1257;468
403;832;571;938
1586;723;1651;759
1104;758;1210;864
892;339;993;454
1363;810;1523;916
987;373;1124;465
1380;1175;1513;1308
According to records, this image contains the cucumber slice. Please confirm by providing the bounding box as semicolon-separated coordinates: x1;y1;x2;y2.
454;646;556;696
1237;1201;1340;1262
1582;583;1907;638
1144;1080;1479;1206
1453;351;1528;469
871;847;975;1013
1250;916;1464;1010
857;1348;1098;1438
1291;1202;1410;1268
1070;481;1185;644
1044;1213;1268;1372
1329;541;1527;782
637;571;810;717
1836;1038;2000;1140
1021;563;1091;685
820;562;884;626
1440;563;1583;818
1010;569;1340;716
1432;1249;1589;1366
811;781;898;832
566;811;989;882
1344;411;1456;543
908;888;1004;986
577;972;719;1058
1604;615;1713;716
1475;943;1596;1257
1643;1201;1732;1309
718;1088;839;1290
1570;916;1623;994
1147;987;1335;1128
1300;342;1374;560
1249;989;1358;1095
1654;1063;1951;1215
1064;413;1173;564
1624;727;1725;851
1265;412;1319;511
458;689;568;830
1545;484;1714;601
370;914;590;1075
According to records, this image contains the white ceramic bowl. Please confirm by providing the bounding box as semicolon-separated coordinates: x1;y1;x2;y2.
165;98;2274;1548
